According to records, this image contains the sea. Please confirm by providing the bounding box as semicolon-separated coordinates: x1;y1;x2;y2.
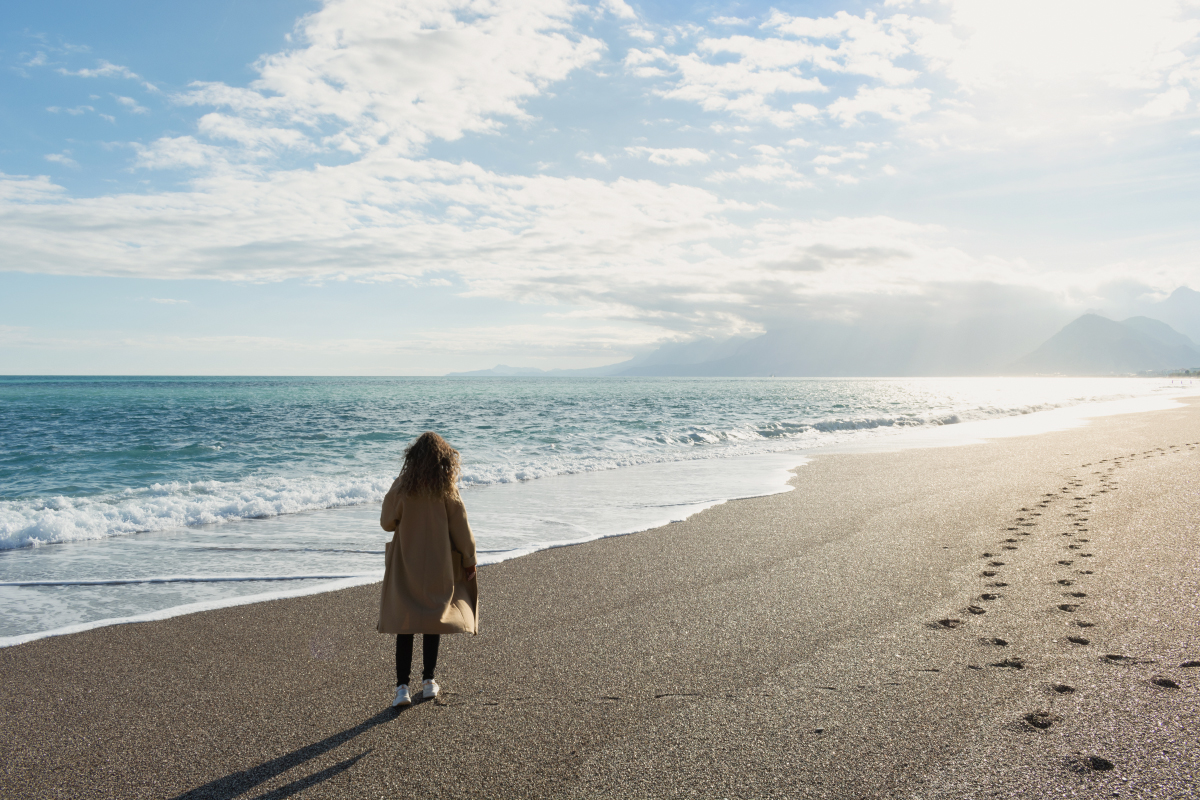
2;375;1197;646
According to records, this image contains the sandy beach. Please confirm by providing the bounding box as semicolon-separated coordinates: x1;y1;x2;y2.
3;399;1199;799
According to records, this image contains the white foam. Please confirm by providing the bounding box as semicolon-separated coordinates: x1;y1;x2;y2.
0;574;383;648
0;394;1155;552
4;380;1197;647
0;573;371;587
0;474;393;551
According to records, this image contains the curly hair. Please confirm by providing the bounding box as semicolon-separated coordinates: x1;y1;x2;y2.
397;431;461;499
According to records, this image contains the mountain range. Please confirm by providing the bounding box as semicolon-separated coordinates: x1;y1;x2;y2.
449;287;1200;378
1008;314;1200;375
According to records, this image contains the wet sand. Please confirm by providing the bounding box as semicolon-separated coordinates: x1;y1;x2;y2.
3;399;1199;799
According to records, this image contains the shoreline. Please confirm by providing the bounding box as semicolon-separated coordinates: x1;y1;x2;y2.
2;397;1199;797
3;386;1196;648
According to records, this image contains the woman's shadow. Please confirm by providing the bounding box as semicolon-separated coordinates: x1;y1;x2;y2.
171;702;418;800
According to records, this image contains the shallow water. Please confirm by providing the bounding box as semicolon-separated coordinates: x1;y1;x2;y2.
1;376;1196;643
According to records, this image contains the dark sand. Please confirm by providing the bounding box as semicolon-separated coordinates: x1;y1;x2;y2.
3;399;1199;799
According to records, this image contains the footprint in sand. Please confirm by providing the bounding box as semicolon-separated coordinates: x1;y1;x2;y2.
1066;591;1087;598
1051;683;1075;694
1057;579;1074;586
1074;620;1096;628
1023;711;1061;730
982;637;1009;646
967;605;987;615
1057;560;1074;566
1058;604;1080;612
1150;676;1180;689
991;658;1025;669
988;560;1006;567
1180;660;1200;668
1067;636;1090;645
1066;755;1115;773
979;593;1001;601
934;618;964;629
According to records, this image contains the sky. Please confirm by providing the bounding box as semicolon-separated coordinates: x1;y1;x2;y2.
2;0;1199;375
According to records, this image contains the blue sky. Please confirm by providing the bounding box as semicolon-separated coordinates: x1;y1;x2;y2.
2;0;1199;374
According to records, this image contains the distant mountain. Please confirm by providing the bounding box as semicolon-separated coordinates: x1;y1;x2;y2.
1143;287;1200;343
448;289;1200;378
1121;316;1196;348
1008;314;1200;375
596;312;1060;377
616;336;750;376
446;363;622;377
446;336;751;377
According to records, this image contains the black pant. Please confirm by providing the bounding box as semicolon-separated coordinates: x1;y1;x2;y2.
396;634;440;686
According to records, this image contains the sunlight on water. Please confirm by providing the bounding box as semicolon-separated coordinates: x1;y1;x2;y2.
1;376;1196;642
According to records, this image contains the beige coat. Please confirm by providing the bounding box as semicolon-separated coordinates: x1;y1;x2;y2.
376;480;479;635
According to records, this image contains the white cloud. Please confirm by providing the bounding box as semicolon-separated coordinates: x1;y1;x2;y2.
1138;86;1192;117
47;105;94;115
0;173;67;203
625;146;710;165
115;96;149;114
54;58;160;93
601;0;637;20
9;0;1200;356
923;0;1200;92
709;145;812;187
197;114;312;152
764;10;920;85
58;60;141;80
0;145;1032;333
176;0;604;157
630;1;1200;145
827;86;932;124
133;136;226;170
628;45;827;127
812;151;868;166
43;152;78;168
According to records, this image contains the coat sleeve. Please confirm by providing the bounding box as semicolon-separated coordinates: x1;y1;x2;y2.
380;479;402;532
446;496;478;567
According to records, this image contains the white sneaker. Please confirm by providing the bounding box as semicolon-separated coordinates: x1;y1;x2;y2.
422;679;440;699
392;684;412;707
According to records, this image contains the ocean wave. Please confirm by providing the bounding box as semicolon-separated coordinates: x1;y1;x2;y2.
0;474;392;551
0;395;1146;551
0;573;372;587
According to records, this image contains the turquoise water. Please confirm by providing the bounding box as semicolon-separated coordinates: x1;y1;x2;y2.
0;376;1191;642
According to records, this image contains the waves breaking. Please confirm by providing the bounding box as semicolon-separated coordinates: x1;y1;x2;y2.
0;377;1174;552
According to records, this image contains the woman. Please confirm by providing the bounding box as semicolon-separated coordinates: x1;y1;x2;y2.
378;431;478;707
